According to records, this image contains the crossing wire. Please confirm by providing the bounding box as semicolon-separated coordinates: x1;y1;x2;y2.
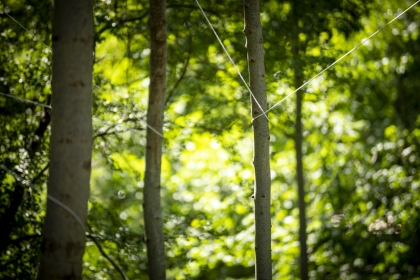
3;12;163;139
195;0;269;121
252;0;420;121
0;163;129;279
0;91;52;109
3;0;420;237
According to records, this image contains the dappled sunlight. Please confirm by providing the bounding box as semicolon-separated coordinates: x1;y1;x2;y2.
1;0;420;278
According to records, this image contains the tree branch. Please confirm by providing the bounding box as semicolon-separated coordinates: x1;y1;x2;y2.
30;163;49;185
96;4;220;37
86;233;129;280
96;11;149;36
93;117;145;139
166;4;219;16
28;95;51;153
93;127;145;139
165;38;192;106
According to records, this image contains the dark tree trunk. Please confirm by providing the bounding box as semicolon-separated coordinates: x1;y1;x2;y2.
142;0;167;279
291;20;309;280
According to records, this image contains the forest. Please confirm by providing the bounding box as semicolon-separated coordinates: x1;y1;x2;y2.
0;0;419;279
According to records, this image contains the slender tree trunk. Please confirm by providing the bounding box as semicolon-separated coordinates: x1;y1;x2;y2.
291;30;309;280
37;0;93;279
142;0;167;279
244;1;272;279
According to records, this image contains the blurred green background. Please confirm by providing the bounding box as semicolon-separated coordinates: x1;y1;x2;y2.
0;0;419;279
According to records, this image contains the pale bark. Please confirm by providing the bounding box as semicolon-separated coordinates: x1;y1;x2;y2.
142;0;167;279
244;1;272;279
37;0;93;279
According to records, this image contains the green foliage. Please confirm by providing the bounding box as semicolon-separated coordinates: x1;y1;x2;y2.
0;0;51;278
1;0;419;279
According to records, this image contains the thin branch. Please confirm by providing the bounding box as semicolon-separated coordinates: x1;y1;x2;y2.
30;163;49;185
166;4;219;16
86;233;129;280
96;4;220;36
28;94;51;153
93;127;145;139
93;117;144;139
96;11;149;36
165;37;192;106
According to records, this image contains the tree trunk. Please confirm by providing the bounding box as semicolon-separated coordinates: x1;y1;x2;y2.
244;1;272;279
37;0;93;279
291;28;309;280
142;0;167;279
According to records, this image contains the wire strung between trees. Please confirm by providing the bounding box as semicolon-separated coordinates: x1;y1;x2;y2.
195;0;269;121
0;164;85;232
0;163;129;279
46;194;86;231
4;0;419;234
6;1;420;124
0;91;52;109
2;13;148;278
3;12;163;139
252;0;420;121
5;12;52;51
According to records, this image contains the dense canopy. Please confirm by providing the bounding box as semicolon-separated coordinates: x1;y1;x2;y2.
0;0;419;279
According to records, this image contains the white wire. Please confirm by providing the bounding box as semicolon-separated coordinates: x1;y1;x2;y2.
0;164;85;233
4;13;163;139
195;0;269;121
5;12;52;51
146;124;164;138
47;195;86;232
0;91;52;109
252;0;420;121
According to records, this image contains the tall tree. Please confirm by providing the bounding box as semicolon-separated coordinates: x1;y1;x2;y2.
291;20;309;280
142;0;167;278
261;1;370;277
244;1;272;278
37;0;94;278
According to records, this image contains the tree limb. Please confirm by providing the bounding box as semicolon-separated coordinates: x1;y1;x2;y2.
166;4;219;16
86;233;129;280
165;37;192;106
96;11;149;36
30;163;49;185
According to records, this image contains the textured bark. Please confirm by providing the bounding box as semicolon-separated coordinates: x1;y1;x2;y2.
142;0;167;279
244;1;272;279
291;24;309;280
37;0;93;279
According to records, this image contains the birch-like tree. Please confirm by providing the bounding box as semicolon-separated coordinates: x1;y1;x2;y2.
37;0;93;278
142;0;167;278
244;1;272;278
